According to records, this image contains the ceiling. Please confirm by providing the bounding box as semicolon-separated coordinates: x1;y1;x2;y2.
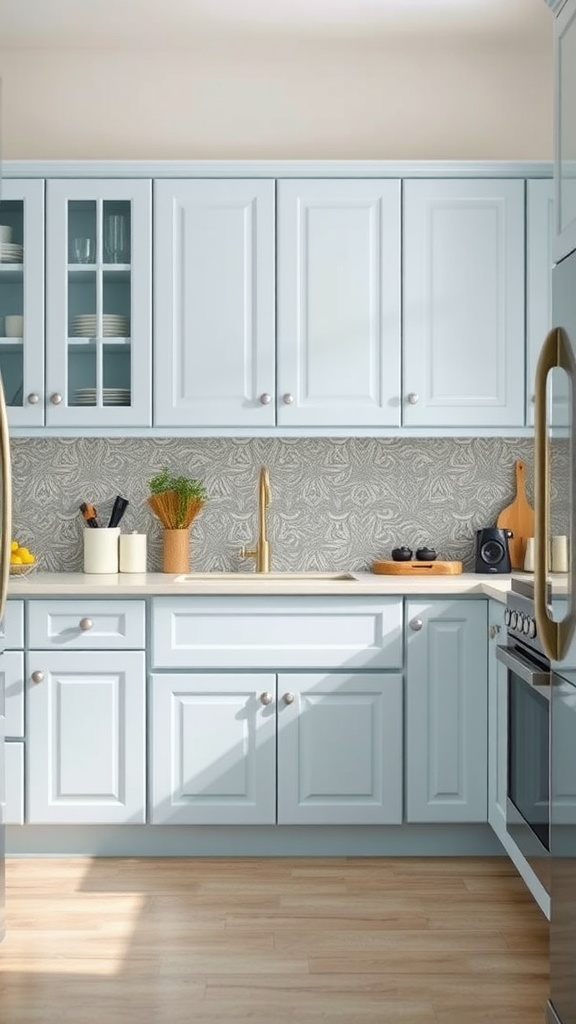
0;0;553;49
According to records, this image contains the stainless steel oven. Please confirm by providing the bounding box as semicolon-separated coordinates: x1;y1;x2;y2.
496;580;551;897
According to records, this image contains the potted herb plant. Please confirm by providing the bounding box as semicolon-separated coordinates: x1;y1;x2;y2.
147;468;208;573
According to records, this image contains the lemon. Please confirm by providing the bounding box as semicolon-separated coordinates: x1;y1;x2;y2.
10;555;22;565
21;551;35;564
10;540;18;552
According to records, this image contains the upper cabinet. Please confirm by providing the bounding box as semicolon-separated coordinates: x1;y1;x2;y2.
554;0;576;263
277;180;401;428
154;179;275;428
45;179;152;428
0;180;45;428
403;179;525;428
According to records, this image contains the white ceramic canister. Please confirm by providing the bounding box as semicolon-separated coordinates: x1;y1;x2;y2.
551;535;569;573
83;527;120;573
523;537;535;572
119;532;147;573
0;225;13;243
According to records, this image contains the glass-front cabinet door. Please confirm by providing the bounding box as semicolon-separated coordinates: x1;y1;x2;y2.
46;179;151;427
0;179;44;428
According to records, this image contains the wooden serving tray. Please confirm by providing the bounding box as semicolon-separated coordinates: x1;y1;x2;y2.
371;560;463;575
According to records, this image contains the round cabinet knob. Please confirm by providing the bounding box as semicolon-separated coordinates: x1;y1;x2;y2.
283;393;294;405
259;393;272;406
259;692;273;706
79;617;93;631
27;393;40;405
30;671;44;685
409;618;423;631
50;393;63;405
488;624;501;640
531;395;536;404
283;692;295;705
407;393;419;405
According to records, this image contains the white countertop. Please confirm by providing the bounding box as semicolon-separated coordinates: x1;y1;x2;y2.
7;570;513;602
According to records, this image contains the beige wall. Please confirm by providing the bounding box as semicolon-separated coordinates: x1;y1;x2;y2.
0;32;554;161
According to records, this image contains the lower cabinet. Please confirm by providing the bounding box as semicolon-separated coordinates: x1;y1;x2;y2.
4;742;24;825
27;650;146;824
150;671;403;826
405;598;488;823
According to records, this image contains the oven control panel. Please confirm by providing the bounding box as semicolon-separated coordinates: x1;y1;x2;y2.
504;607;537;639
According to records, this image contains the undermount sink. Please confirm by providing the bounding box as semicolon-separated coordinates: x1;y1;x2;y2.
173;572;358;582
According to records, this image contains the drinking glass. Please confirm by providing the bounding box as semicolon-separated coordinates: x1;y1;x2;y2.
72;237;94;264
104;215;128;263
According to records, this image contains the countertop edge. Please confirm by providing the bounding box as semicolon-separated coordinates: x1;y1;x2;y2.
7;571;514;603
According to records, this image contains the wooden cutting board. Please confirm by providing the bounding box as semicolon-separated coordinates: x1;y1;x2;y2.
371;560;463;575
496;459;535;569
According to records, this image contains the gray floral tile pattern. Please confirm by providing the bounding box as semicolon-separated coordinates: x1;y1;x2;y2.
11;437;539;573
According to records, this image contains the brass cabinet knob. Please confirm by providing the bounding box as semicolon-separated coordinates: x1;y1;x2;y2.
27;393;40;405
259;691;273;706
407;392;419;405
50;393;63;405
31;671;45;684
259;393;272;405
282;692;295;705
283;393;294;405
409;618;423;631
79;617;93;631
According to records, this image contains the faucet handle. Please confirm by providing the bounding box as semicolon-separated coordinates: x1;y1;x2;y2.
239;546;256;560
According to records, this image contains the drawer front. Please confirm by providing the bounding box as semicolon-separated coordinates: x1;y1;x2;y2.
4;742;24;825
151;596;403;670
1;651;24;737
0;601;24;649
27;600;146;650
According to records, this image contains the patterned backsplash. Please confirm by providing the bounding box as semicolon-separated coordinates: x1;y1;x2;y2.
10;436;543;574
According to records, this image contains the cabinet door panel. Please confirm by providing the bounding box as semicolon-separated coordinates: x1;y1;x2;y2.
154;179;275;427
27;651;145;823
46;178;152;428
277;180;401;427
406;599;488;822
0;179;45;428
150;672;276;824
277;672;403;824
555;0;576;262
488;601;507;835
1;651;24;738
3;742;24;825
403;179;525;427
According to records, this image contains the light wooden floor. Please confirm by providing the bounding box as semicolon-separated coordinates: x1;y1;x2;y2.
1;856;549;1024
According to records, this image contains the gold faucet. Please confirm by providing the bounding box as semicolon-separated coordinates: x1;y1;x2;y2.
240;466;271;573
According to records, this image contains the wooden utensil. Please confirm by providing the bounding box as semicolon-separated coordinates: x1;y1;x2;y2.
496;459;535;569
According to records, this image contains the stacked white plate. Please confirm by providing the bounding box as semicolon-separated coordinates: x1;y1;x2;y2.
72;314;130;337
0;242;24;263
74;388;131;406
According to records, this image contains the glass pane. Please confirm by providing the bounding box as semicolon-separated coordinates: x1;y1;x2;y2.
68;342;97;406
103;270;131;336
68;200;96;264
0;346;24;406
68;271;97;336
0;198;24;261
103;200;131;265
103;344;131;405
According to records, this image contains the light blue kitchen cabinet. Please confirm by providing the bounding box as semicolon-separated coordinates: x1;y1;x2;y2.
0;179;44;428
405;598;488;822
150;669;403;826
554;0;576;263
26;649;146;824
150;595;404;826
487;600;507;837
277;671;403;825
276;180;401;427
150;672;277;825
153;179;276;428
403;179;525;428
45;178;152;428
527;178;554;427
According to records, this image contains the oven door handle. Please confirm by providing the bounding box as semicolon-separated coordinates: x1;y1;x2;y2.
496;645;551;695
